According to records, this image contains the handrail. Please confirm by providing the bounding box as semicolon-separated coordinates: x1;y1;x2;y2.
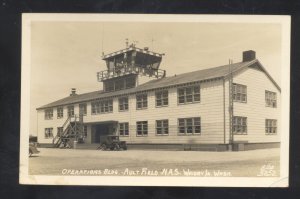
97;65;166;81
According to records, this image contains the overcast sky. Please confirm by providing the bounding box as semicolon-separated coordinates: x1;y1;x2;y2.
29;21;282;135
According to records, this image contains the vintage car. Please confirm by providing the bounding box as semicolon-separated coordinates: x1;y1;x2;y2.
29;142;40;157
97;135;127;151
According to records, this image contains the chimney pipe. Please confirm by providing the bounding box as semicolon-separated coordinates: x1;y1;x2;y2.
70;88;77;96
243;50;256;62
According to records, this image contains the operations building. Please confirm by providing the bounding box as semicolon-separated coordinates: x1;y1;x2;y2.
36;45;281;151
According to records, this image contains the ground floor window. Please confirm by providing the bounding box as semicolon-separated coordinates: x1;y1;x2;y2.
83;125;88;137
178;117;201;135
57;127;63;137
119;122;129;136
45;128;53;139
137;121;148;136
233;116;247;134
266;119;277;134
156;120;169;135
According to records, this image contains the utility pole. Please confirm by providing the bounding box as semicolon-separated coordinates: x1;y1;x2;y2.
228;59;234;151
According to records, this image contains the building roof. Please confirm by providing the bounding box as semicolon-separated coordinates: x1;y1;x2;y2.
37;59;280;110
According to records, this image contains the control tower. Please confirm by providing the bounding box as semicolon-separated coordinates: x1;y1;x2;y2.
97;43;166;92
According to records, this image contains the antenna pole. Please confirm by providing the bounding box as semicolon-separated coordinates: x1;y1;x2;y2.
101;24;104;55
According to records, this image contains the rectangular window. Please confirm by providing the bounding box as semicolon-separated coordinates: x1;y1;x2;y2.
125;77;136;88
105;80;115;92
119;122;129;136
83;125;88;137
156;120;169;135
91;99;113;114
178;85;200;104
45;109;53;120
67;105;74;117
136;121;148;136
57;107;63;119
57;127;63;137
155;90;168;107
44;128;53;138
119;97;129;111
136;93;148;109
233;116;247;135
265;119;277;134
233;83;247;103
178;117;201;135
79;103;87;116
265;90;277;108
115;79;125;91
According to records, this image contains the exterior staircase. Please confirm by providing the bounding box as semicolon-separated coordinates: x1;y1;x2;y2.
52;114;85;148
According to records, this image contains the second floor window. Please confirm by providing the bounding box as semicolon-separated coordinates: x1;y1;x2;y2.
233;116;247;134
91;99;113;114
45;109;53;120
265;90;277;108
119;122;129;136
233;83;247;103
266;119;277;134
137;121;148;136
136;93;148;109
79;103;87;116
178;86;200;104
119;97;129;111
57;107;63;119
156;90;168;107
67;105;74;117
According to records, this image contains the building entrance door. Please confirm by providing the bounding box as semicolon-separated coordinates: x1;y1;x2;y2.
91;122;117;143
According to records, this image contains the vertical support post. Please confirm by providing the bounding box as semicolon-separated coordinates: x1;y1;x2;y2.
228;59;234;151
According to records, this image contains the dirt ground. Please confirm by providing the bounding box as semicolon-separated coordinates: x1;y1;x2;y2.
29;148;280;177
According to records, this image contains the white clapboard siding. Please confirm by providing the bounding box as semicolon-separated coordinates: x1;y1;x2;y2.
37;79;225;144
224;66;281;144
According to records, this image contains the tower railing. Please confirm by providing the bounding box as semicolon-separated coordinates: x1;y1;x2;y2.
97;64;166;81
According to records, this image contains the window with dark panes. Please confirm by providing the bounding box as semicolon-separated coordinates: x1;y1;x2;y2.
44;128;53;138
136;121;148;136
57;107;63;119
119;97;129;111
57;127;63;137
155;90;168;107
79;103;87;116
91;100;113;114
115;79;125;91
178;117;201;135
156;120;169;135
67;106;74;117
265;91;277;108
233;83;247;103
83;125;88;137
119;122;129;136
136;93;148;109
233;116;247;134
265;119;277;134
178;86;200;104
45;109;53;120
125;77;136;88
